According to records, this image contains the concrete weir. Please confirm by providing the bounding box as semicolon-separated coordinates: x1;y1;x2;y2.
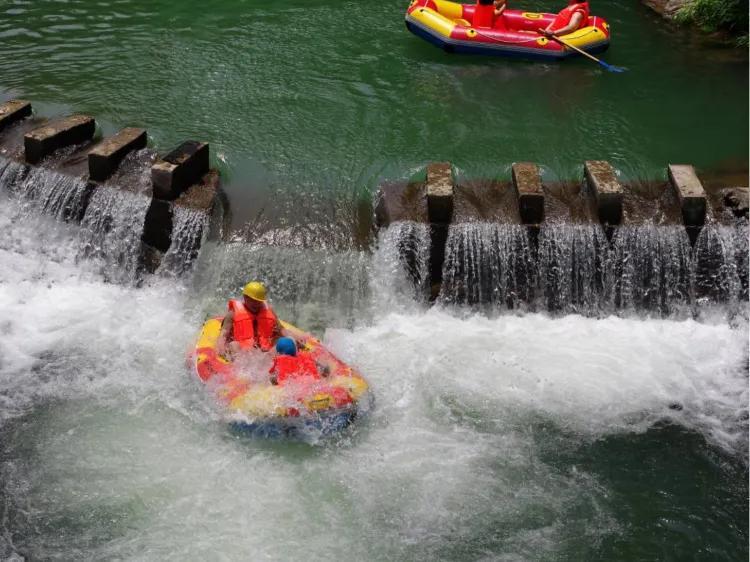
0;97;744;304
375;160;740;301
0;100;222;276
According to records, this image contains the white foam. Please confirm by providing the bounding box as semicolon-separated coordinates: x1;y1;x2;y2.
332;309;748;452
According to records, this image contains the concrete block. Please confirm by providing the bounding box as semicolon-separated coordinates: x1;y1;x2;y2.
151;141;209;200
584;160;623;226
141;198;173;252
722;187;748;218
0;100;32;132
174;169;220;212
426;162;454;225
512;162;545;224
88;127;147;182
24;115;96;164
668;164;707;226
375;181;429;227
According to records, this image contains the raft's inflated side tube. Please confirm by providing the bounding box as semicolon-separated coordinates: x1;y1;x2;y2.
191;317;371;436
405;0;610;59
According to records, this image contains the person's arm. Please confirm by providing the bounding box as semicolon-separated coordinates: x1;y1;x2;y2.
217;310;234;356
541;11;583;37
274;317;283;339
493;0;506;16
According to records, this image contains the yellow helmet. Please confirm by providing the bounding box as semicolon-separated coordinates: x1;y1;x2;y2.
242;281;267;302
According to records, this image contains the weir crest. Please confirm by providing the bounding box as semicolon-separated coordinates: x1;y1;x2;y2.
0;99;747;317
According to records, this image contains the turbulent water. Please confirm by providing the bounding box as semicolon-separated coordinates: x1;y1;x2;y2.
1;0;748;555
0;184;747;560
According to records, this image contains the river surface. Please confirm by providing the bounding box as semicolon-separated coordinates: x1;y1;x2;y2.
0;0;748;225
0;1;748;560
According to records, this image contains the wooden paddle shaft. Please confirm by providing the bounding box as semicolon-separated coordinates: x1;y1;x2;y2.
549;34;603;64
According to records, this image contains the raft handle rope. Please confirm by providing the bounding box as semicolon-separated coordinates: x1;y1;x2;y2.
469;24;600;47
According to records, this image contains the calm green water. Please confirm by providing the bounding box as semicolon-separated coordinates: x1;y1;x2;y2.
0;0;747;216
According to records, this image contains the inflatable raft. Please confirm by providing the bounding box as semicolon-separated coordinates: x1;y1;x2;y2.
192;318;371;439
405;0;610;59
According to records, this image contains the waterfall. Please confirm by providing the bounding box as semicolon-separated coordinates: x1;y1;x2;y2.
157;206;209;277
370;221;431;306
12;166;92;221
693;222;748;307
78;187;150;282
606;224;693;315
0;157;28;190
537;224;608;314
439;223;534;308
193;242;373;331
433;221;746;316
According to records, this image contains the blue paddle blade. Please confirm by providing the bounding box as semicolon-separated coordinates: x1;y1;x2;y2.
601;61;627;73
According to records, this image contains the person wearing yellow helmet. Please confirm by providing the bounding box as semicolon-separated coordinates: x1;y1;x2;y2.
218;281;283;356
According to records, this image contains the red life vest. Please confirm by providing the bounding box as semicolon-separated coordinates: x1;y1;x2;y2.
270;353;320;385
550;2;589;33
228;299;278;351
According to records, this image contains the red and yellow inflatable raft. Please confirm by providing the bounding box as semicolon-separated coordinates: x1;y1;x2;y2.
405;0;610;59
192;318;371;439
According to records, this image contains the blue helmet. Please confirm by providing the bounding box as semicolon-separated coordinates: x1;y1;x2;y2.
275;337;297;356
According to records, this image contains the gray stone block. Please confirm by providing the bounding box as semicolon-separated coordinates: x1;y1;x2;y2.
585;160;623;226
88;127;147;181
512;162;545;224
668;164;707;227
151;141;209;200
0;100;32;132
426;162;454;225
24;115;96;164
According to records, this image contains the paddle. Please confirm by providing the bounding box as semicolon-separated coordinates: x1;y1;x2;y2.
543;31;626;73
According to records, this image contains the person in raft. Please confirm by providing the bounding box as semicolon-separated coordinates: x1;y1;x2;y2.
269;337;352;407
269;337;322;386
493;0;506;18
218;281;283;357
539;1;590;37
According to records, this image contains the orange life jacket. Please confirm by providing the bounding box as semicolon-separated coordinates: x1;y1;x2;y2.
270;353;320;385
228;299;278;351
550;2;589;32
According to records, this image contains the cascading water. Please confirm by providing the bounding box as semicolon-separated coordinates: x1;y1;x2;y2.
439;223;534;308
435;219;746;317
370;221;430;307
157;206;210;277
0;157;27;190
693;222;748;307
190;221;432;332
537;223;608;314
11;166;92;221
191;240;373;332
77;187;150;283
606;224;693;315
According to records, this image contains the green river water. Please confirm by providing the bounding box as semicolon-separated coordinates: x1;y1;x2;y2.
0;1;747;561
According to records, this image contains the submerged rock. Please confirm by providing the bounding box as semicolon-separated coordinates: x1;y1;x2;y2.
641;0;688;18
